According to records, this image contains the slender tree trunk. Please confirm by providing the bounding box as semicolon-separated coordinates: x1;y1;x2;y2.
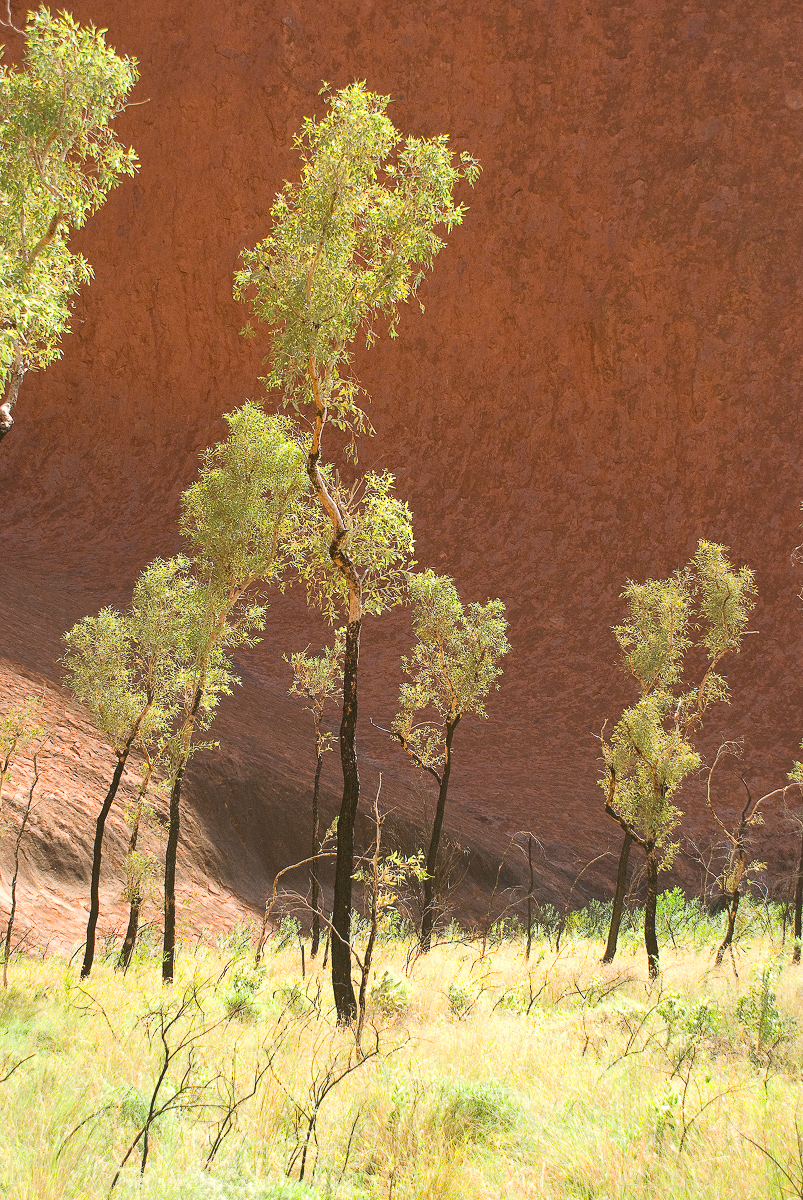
331;616;360;1022
117;805;144;973
602;832;633;964
310;737;323;958
81;749;132;980
525;833;535;961
716;891;740;968
4;744;43;987
644;846;660;980
420;717;459;951
793;826;803;966
163;687;203;984
716;847;745;968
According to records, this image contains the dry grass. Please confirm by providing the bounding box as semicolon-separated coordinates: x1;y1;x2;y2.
0;919;802;1198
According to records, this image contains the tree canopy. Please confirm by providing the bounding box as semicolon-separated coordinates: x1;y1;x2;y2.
0;7;138;434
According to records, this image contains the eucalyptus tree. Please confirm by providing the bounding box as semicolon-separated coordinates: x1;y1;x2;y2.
298;470;413;1014
0;7;138;441
64;555;199;979
378;570;509;949
236;80;478;1021
286;628;344;956
599;541;756;979
0;695;46;825
161;402;310;982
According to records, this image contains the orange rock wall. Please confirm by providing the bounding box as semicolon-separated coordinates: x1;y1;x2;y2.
2;0;803;930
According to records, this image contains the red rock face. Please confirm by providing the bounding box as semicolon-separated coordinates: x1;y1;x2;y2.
2;0;803;940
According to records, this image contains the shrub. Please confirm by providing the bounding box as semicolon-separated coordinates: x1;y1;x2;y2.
216;920;257;961
224;962;265;1022
437;1079;519;1144
736;962;796;1057
272;979;312;1016
369;968;411;1015
447;982;475;1018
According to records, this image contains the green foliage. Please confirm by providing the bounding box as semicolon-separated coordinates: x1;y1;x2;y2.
369;968;411;1015
657;992;722;1045
391;569;510;772
180;402;310;598
300;470;415;621
353;847;426;924
224;963;265;1022
63;556;199;756
736;962;796;1055
236;81;479;433
600;541;757;860
270;915;302;952
0;694;46;847
0;7;138;396
286;627;343;753
272;979;312;1017
162;405;313;778
0;695;46;803
121;848;160;906
447;981;476;1018
437;1079;519;1144
215;920;258;962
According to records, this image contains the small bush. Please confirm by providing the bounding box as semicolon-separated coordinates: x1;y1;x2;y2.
119;1087;149;1127
736;962;796;1057
270;916;302;953
216;920;257;961
272;979;311;1016
369;968;411;1015
224;962;265;1022
437;1079;519;1144
447;982;475;1018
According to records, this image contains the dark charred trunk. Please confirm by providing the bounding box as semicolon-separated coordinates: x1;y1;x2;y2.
331;617;360;1022
81;749;131;979
793;826;803;966
163;686;203;984
644;846;660;980
119;897;141;973
716;889;740;968
310;744;323;958
420;717;459;951
602;832;633;964
117;805;144;972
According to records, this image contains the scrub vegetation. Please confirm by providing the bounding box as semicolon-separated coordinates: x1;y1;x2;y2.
2;906;803;1199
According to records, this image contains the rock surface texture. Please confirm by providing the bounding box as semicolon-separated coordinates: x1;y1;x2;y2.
2;0;803;943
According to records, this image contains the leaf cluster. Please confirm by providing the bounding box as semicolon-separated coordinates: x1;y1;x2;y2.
601;540;757;854
286;628;344;751
63;556;200;757
392;570;510;773
235;81;479;433
180;401;311;598
0;7;138;387
0;695;46;812
300;470;415;620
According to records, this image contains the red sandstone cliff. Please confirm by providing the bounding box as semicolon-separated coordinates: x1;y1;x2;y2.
2;0;803;943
